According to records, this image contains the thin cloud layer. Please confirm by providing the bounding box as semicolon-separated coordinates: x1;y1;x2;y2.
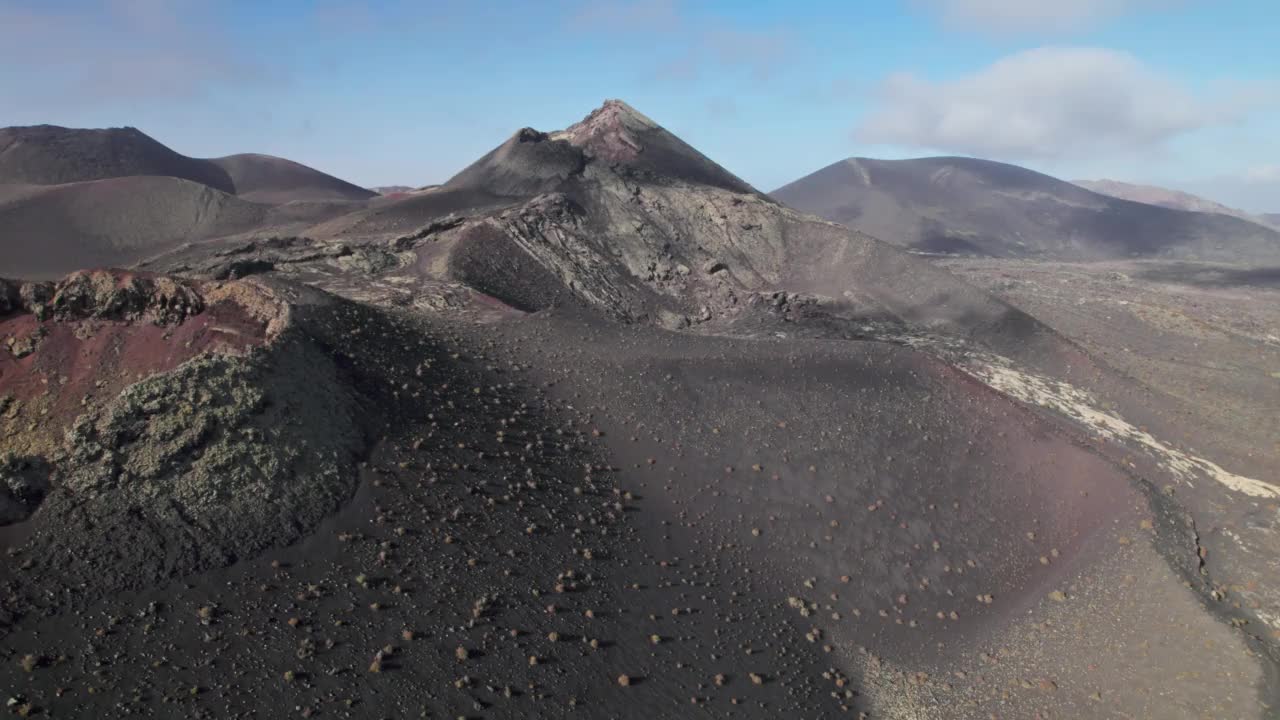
568;0;792;85
917;0;1185;32
0;0;272;108
857;47;1239;160
567;0;682;32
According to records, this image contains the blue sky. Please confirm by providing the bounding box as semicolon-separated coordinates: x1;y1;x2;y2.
1;0;1277;210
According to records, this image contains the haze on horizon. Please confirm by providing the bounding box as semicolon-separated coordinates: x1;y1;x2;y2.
0;0;1276;212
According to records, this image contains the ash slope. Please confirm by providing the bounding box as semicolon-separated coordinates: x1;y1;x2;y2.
210;153;377;204
0;178;270;280
771;156;1280;262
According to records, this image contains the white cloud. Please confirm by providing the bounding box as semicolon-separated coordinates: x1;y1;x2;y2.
857;47;1245;161
917;0;1185;32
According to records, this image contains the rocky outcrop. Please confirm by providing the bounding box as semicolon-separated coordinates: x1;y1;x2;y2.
3;270;205;324
47;270;205;323
43;341;362;589
0;272;381;597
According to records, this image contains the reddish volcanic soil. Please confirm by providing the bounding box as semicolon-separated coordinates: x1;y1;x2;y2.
0;273;271;455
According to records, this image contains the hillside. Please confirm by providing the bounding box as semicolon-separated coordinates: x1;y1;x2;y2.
0;177;267;279
0;125;374;204
0;126;378;278
210;153;376;204
771;156;1280;262
0;125;235;193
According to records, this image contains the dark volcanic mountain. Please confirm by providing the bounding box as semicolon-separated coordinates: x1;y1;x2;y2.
0;125;372;203
771;156;1280;262
210;153;376;204
0;125;236;193
0;177;267;280
1;101;1277;719
0;126;374;279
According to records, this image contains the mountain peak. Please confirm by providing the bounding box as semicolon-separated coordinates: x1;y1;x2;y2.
557;99;756;193
549;99;658;163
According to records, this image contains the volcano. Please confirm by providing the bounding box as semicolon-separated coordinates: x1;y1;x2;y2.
0;101;1276;719
771;156;1280;262
0;125;375;279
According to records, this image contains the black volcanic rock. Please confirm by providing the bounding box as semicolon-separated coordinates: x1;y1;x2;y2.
771;156;1280;262
0;454;49;525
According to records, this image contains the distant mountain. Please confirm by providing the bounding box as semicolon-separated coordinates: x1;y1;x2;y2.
1264;213;1280;226
210;154;376;204
0;125;375;277
0;125;236;193
0;177;266;279
370;185;416;195
1074;179;1274;227
770;156;1280;263
0;125;372;204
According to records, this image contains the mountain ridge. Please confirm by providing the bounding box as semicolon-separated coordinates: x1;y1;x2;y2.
1074;178;1277;228
0;125;237;193
0;124;372;204
770;156;1280;262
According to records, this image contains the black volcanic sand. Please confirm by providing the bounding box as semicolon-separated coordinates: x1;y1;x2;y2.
0;310;852;719
481;309;1272;718
0;304;1269;719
